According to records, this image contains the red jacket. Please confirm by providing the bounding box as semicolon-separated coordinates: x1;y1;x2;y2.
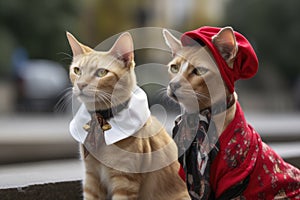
210;102;300;199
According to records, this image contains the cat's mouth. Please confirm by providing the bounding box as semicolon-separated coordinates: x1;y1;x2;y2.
167;90;178;102
170;93;178;101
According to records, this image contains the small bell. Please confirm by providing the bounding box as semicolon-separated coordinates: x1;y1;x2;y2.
102;123;112;131
83;123;91;132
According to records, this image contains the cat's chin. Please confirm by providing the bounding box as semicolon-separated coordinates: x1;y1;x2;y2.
78;95;97;103
167;91;201;113
76;95;106;111
81;101;111;112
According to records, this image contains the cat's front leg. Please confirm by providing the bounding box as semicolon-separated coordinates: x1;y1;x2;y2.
110;174;140;200
81;146;107;199
111;192;138;200
83;170;107;200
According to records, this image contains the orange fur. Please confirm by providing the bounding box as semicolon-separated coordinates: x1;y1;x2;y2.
67;32;190;200
163;29;238;135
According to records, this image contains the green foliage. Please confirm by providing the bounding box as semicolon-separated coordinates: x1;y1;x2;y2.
0;0;81;77
224;0;300;84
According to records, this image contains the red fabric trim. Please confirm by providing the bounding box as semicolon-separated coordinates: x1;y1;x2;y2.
210;102;258;196
178;165;186;182
210;102;300;199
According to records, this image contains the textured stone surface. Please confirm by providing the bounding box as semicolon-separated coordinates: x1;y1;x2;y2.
0;181;82;200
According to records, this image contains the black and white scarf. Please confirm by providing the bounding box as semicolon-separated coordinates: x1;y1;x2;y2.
172;95;235;200
173;112;219;200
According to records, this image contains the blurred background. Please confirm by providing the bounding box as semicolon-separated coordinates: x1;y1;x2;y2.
0;0;299;188
0;0;300;113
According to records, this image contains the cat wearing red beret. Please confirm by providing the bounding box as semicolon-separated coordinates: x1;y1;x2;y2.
163;26;300;200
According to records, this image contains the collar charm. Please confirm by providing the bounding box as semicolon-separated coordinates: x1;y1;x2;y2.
83;113;112;133
69;86;151;145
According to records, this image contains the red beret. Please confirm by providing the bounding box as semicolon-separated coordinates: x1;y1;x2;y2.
181;26;259;93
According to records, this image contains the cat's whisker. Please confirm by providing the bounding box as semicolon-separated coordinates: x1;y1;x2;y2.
57;86;73;96
57;52;73;62
157;87;167;96
195;92;210;100
94;93;111;108
112;96;127;106
99;90;129;106
94;91;127;109
157;88;170;101
194;92;210;105
54;88;73;113
102;95;113;107
178;89;199;98
55;96;72;113
155;86;180;107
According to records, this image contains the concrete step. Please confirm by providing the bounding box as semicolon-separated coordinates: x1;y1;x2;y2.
0;159;83;199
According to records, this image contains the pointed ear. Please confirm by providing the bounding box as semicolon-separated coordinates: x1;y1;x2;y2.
212;27;238;68
66;32;93;57
163;29;182;57
109;32;134;67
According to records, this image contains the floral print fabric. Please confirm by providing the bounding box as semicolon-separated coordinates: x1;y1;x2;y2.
210;102;300;199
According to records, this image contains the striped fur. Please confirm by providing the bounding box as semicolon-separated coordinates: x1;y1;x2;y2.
67;32;190;200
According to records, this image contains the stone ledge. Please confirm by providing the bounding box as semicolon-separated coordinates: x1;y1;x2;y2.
0;181;82;200
0;159;83;199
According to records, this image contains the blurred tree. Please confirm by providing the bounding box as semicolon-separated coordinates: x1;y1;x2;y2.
224;0;300;86
0;0;81;78
78;0;141;46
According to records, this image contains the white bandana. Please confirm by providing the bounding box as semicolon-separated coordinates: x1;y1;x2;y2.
69;86;151;145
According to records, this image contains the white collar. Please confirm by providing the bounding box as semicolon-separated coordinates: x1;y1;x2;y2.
69;86;151;145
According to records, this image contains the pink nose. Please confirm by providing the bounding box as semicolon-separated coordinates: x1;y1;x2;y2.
77;82;88;90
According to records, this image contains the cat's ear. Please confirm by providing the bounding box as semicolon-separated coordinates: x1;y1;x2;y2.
66;32;93;57
212;27;238;69
109;32;134;67
163;29;182;57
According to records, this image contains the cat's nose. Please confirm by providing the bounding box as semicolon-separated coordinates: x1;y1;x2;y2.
77;82;88;91
170;82;181;92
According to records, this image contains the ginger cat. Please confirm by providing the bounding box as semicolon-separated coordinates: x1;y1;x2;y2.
67;32;190;200
163;27;300;199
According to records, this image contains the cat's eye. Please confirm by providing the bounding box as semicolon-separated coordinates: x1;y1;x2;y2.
170;64;180;74
193;66;208;76
73;67;81;75
96;68;109;78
